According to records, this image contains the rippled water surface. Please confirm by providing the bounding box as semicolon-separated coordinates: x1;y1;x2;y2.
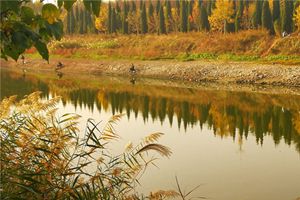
1;68;300;200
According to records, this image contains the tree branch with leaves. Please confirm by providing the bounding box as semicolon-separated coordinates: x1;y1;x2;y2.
0;0;101;62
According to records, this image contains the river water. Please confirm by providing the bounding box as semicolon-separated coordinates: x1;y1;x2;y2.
1;68;300;200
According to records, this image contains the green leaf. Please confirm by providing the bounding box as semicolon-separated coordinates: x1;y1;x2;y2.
4;45;20;61
20;6;35;25
0;0;21;13
39;27;51;41
42;3;59;24
34;40;49;61
46;20;63;40
12;31;28;51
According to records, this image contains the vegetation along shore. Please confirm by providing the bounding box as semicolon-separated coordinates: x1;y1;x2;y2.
2;30;300;87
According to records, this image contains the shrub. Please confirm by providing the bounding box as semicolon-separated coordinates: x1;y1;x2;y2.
0;92;174;199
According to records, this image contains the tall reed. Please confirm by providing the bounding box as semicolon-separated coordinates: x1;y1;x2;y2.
0;92;176;200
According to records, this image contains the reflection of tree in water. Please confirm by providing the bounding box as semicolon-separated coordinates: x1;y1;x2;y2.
63;89;300;153
1;70;50;100
2;69;300;153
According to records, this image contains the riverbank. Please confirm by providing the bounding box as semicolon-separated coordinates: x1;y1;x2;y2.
28;30;300;65
1;57;300;87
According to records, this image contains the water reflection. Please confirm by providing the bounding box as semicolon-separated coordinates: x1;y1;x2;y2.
1;68;300;153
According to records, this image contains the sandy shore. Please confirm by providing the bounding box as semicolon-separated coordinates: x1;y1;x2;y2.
1;58;300;87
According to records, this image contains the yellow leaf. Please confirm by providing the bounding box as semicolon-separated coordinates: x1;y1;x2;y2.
42;3;60;24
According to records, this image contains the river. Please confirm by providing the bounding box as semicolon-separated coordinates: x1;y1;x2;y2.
1;68;300;200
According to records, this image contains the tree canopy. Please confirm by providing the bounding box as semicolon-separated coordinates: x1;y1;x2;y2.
0;0;101;62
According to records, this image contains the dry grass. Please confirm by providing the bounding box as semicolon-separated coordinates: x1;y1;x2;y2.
25;30;300;63
0;92;175;199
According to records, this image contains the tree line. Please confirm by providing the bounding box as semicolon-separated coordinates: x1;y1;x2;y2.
65;0;300;35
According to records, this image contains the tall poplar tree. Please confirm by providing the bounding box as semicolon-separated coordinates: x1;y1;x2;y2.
200;3;210;31
187;0;192;32
180;0;187;32
159;5;166;34
131;1;136;12
141;1;148;33
108;2;112;33
281;0;293;33
273;0;280;22
176;0;180;14
70;8;76;34
66;10;71;34
253;0;262;28
111;8;117;33
262;0;275;34
122;1;129;34
207;0;212;16
149;0;154;18
115;1;122;31
166;0;172;19
156;0;161;15
235;0;244;32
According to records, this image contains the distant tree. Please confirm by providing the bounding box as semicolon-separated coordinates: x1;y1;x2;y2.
108;2;112;33
75;3;80;23
95;4;108;33
192;0;201;31
148;1;157;33
156;0;161;15
273;0;280;22
166;0;172;19
165;1;173;33
209;0;235;33
127;4;141;34
187;0;192;32
171;6;181;32
243;0;252;29
141;1;148;33
131;1;136;12
115;1;122;31
281;0;294;33
139;0;143;10
262;0;275;35
235;0;244;32
180;0;188;32
79;7;84;34
207;0;212;16
122;1;129;34
159;5;166;34
252;0;263;28
294;4;300;32
111;8;117;33
66;9;74;34
149;0;154;18
175;0;180;14
200;3;210;31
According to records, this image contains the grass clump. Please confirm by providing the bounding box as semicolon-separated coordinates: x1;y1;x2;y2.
218;54;260;61
0;92;175;200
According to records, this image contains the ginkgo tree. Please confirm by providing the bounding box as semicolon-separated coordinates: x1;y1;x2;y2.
95;4;108;33
208;0;235;33
0;0;101;62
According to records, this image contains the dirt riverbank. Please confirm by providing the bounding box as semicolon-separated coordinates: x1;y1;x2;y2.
1;58;300;87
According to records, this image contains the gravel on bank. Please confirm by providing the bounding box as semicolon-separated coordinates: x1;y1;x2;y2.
1;58;300;87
